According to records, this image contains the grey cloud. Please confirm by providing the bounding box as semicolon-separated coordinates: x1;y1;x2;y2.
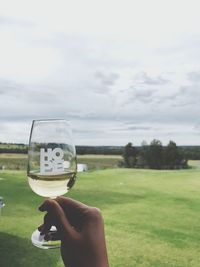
110;125;152;132
0;16;34;27
91;71;120;95
193;123;200;131
0;79;20;95
153;93;177;104
187;71;200;82
154;83;200;107
94;71;120;86
63;112;105;121
51;34;137;72
171;101;196;108
73;128;106;135
128;86;155;103
170;85;200;107
0;79;117;123
0;80;65;121
134;88;154;99
193;123;200;136
127;125;152;131
0;79;58;103
136;72;170;85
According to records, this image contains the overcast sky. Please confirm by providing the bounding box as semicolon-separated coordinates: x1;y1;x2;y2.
1;0;200;146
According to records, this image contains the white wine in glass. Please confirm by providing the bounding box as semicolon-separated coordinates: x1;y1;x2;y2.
27;119;77;249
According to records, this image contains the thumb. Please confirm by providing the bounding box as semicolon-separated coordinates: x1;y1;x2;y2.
39;199;78;241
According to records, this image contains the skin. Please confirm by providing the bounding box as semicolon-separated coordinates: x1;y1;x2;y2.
38;197;109;267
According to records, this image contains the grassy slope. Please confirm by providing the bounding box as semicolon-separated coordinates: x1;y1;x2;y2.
1;167;200;266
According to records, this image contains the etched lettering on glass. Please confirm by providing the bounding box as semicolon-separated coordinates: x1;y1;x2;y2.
40;148;64;173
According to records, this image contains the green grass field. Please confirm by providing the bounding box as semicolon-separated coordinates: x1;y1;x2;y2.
1;162;200;266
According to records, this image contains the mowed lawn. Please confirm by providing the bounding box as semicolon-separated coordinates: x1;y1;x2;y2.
1;166;200;266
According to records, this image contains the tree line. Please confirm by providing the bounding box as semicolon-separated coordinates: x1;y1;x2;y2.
1;142;200;165
0;142;123;155
0;143;28;154
122;140;188;169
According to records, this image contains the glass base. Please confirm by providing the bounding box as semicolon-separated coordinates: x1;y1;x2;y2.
31;226;61;249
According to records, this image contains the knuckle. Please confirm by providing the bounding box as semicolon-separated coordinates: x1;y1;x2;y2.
46;199;56;206
46;199;59;212
88;207;102;220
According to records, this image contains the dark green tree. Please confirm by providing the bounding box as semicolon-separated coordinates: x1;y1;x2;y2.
164;140;179;169
122;139;189;169
147;139;163;169
123;142;138;168
137;140;148;168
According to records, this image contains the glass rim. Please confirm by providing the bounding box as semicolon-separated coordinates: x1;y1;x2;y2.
32;119;71;123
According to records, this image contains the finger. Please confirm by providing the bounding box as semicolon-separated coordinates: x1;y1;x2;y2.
55;196;90;221
38;213;52;235
38;224;44;232
56;196;89;211
44;231;61;241
39;199;78;240
55;197;91;230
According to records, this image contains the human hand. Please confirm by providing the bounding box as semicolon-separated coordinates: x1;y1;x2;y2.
38;197;109;267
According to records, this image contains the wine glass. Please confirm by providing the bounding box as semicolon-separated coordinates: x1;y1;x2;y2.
27;119;77;249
